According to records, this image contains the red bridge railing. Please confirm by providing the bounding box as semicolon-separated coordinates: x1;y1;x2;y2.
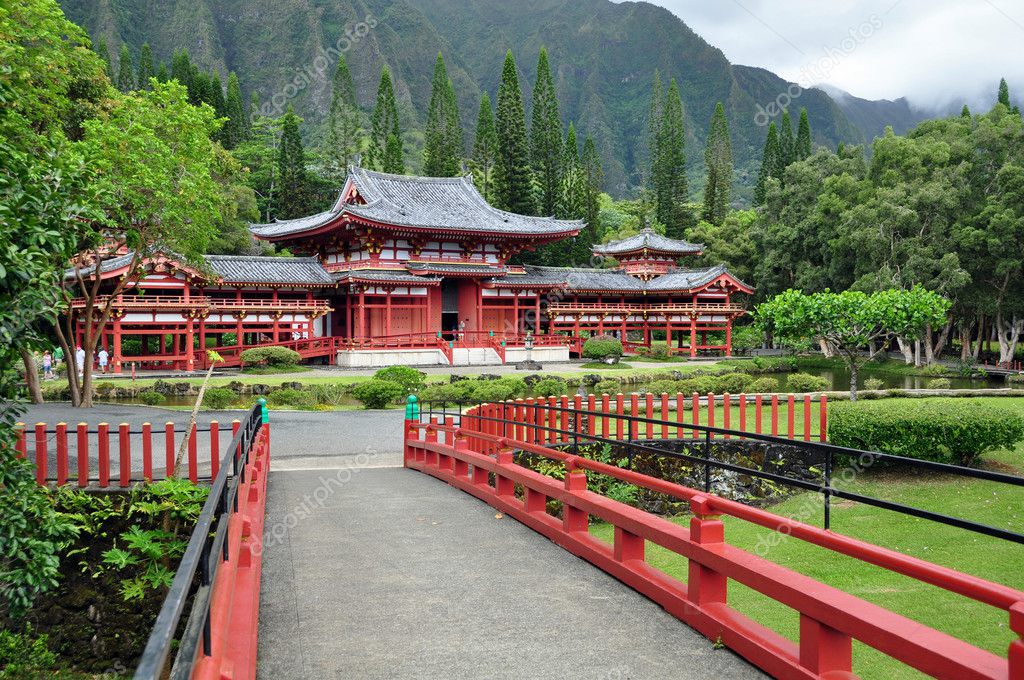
403;398;1024;680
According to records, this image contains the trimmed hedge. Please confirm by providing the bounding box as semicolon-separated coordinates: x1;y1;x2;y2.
351;379;405;409
373;366;425;392
266;387;315;409
138;390;165;406
202;388;237;410
240;346;301;367
594;379;622;395
829;399;1024;465
532;377;567;397
582;335;623;360
748;377;779;393
786;372;829;392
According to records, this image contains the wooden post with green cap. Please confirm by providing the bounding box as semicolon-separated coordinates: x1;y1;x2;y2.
404;395;419;466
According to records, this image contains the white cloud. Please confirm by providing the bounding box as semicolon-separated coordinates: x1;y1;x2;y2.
634;0;1024;111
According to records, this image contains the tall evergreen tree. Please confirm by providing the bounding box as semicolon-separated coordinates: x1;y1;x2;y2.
210;73;227;119
368;66;403;173
170;49;192;91
754;121;782;205
794;107;812;160
276;106;308;219
422;53;463;176
222;72;246;149
324;54;363;183
530;47;562;215
95;37;113;81
581;134;604;257
470;92;498;202
556;122;584;220
653;78;688;238
493;50;536;214
961;104;972;118
117;43;134;92
701;101;732;226
998;77;1011;108
779;109;795;167
137;43;154;90
156;62;169;83
647;69;664;187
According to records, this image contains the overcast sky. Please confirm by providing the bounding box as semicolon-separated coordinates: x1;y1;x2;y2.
638;0;1024;111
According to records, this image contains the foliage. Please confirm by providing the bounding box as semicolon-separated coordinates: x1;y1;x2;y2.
138;390;165;406
308;382;351;407
351;379;405;409
829;399;1024;466
470;376;527;403
754;121;782;205
926;377;952;389
274;106;308;219
266;387;315;409
532;377;568;398
493;50;535;214
470;93;497;202
701;101;732;225
240;346;301;367
368;66;403;174
322;54;362;183
748;377;778;393
530;47;562;216
373;366;425;392
594;379;622;395
651;78;690;238
529;443;638;507
0;626;57;679
582;335;623;361
785;372;829;392
201;387;236;410
863;377;885;391
422;52;462;177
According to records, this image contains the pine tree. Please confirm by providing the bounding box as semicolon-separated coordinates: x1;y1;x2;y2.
794;107;812;161
701;101;732;226
276;106;308;219
324;55;363;183
156;62;169;83
222;72;246;149
210;73;227;119
961;104;971;118
581;134;604;259
137;43;154;90
647;69;663;187
530;47;562;215
557;122;584;220
368;66;403;173
423;53;462;176
117;44;134;92
654;78;688;238
171;50;193;91
998;77;1011;108
778;109;795;167
754;121;782;205
493;50;536;214
95;37;113;81
470;92;498;202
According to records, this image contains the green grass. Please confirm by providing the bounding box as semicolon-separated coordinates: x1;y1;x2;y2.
579;361;634;370
240;364;307;375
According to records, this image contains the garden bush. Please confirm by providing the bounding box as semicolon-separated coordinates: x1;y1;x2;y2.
594;379;622;395
829;399;1024;466
1008;373;1024;384
717;372;755;393
678;376;721;395
748;377;779;393
644;379;682;396
373;366;425;392
201;387;236;410
863;377;884;391
582;335;623;361
266;387;316;409
647;345;669;360
138;390;165;406
926;377;952;389
786;372;829;392
470;376;527;403
532;377;567;398
308;383;350;407
351;379;404;409
240;346;301;367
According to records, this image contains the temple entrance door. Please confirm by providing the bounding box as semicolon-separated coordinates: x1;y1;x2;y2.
441;280;460;341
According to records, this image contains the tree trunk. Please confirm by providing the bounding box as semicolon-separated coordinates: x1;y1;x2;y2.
972;314;984;361
925;320;952;365
995;310;1023;366
849;361;859;402
959;320;971;361
54;317;81;407
913;339;922;367
895;336;913;364
818;337;834;358
21;350;43;404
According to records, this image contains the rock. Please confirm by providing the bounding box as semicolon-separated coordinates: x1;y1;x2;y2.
449;374;467;383
280;381;303;390
581;374;602;385
227;380;244;393
522;373;543;386
515;360;543;371
477;374;501;381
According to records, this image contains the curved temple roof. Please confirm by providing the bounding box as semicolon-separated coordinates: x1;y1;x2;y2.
592;226;703;256
487;264;749;293
250;166;583;240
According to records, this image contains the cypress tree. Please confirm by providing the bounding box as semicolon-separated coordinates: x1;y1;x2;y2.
156;62;169;83
794;107;812;160
557;122;584;220
117;44;135;92
779;109;795;167
137;43;154;90
325;54;363;183
961;104;971;118
701;101;732;226
222;72;246;149
95;37;113;81
470;92;498;202
493;50;536;214
654;78;688;238
754;121;782;205
171;49;193;91
368;66;403;173
581;134;604;257
423;53;462;176
530;47;562;215
998;77;1011;108
647;69;663;187
210;73;227;119
276;106;308;219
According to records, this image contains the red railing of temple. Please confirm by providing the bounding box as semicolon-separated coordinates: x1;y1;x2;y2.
71;295;331;314
546;301;748;314
403;404;1024;680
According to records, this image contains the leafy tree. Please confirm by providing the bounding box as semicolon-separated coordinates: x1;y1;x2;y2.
234;111;284;222
701;101;732;225
795;107;812;161
470;92;497;202
531;47;562;215
117;43;134;92
422;53;462;176
275;106;308;218
753;121;782;205
222;71;246;149
137;43;154;90
688;210;757;284
493;50;536;214
779;109;795;167
653;78;689;238
368;66;403;173
170;49;193;91
324;54;362;183
756;287;950;400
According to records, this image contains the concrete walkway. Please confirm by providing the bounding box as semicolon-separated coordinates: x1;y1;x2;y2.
257;466;760;679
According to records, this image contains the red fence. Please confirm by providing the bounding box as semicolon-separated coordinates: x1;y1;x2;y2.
16;420;233;487
403;406;1024;680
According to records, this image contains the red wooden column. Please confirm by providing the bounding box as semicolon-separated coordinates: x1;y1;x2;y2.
356;289;366;341
112;315;123;374
725;317;733;357
385;287;392;336
271;289;280;343
689;315;697;358
185;315;195;371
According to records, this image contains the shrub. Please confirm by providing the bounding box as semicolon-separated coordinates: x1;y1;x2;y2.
593;379;622;395
730;324;763;351
717;372;755;393
266;387;316;409
417;383;465;405
829;399;1024;465
240;346;301;367
532;377;567;397
748;377;778;393
373;366;425;392
582;335;623;361
351;379;405;409
309;383;350;407
926;377;952;389
138;390;165;406
201;387;237;410
648;345;669;360
863;377;884;391
643;379;682;396
678;376;720;395
1008;373;1024;384
0;626;57;678
470;376;527;403
786;372;829;392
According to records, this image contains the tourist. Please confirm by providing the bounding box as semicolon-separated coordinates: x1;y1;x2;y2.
42;351;54;380
97;347;110;374
53;345;63;370
75;345;85;377
459;318;468;341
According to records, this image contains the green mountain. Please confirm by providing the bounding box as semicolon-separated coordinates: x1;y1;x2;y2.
59;0;923;200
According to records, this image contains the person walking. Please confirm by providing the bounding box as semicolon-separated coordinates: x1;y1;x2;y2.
97;347;110;374
75;345;85;378
42;351;54;380
53;345;63;371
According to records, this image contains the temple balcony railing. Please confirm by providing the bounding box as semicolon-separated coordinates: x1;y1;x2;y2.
69;295;332;316
546;301;747;315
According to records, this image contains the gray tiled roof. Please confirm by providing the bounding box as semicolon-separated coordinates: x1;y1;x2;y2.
204;255;335;285
65;252;138;279
332;268;441;285
249;209;340;238
593;227;702;255
643;265;731;291
489;264;741;293
406;262;506;275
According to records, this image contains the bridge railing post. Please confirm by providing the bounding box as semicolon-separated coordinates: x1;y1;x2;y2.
424;417;438;466
798;615;853;676
453;430;470;478
686;495;727;608
494;446;514;497
403;395;419;467
562;458;588;534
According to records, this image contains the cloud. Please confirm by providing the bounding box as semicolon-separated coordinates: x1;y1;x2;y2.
635;0;1024;112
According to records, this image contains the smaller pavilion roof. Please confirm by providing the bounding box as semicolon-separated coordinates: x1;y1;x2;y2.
592;227;703;257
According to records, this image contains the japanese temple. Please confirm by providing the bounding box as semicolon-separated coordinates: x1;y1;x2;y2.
70;166;751;372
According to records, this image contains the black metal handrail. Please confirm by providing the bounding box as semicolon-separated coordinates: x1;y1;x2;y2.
133;402;264;680
418;400;1024;545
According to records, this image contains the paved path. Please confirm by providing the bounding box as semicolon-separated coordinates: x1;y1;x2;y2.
257;467;760;679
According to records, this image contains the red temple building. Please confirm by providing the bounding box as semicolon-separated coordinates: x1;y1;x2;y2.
69;167;751;372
